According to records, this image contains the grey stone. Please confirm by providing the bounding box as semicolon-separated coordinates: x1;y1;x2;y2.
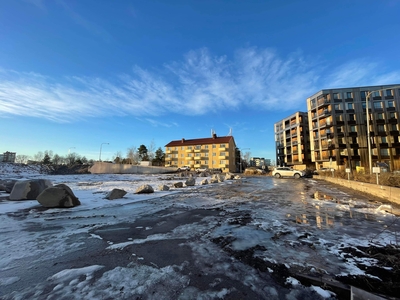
0;179;17;193
173;182;183;188
225;174;234;180
200;179;208;185
185;177;196;186
135;184;154;194
234;175;241;180
106;188;127;200
158;184;170;191
9;179;53;201
212;174;224;183
210;178;219;184
37;184;80;208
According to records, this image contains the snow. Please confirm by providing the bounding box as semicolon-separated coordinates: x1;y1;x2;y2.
1;163;399;299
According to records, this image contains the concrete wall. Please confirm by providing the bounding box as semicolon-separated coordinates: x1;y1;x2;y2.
89;162;175;174
314;175;400;205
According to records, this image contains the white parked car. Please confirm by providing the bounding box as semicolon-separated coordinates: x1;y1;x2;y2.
272;167;305;179
177;166;191;171
195;167;208;173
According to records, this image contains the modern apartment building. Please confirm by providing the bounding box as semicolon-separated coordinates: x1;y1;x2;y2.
0;151;16;163
274;112;311;169
307;84;400;171
165;134;237;173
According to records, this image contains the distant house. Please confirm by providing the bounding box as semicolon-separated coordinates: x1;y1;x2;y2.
0;151;16;163
165;133;237;173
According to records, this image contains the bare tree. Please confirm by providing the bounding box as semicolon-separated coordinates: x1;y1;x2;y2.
66;152;80;165
147;140;156;161
52;154;62;165
113;151;123;164
33;151;44;163
243;151;251;164
44;150;53;161
15;155;29;164
127;146;139;165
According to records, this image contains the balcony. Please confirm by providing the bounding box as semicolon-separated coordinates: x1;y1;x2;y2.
194;149;202;153
219;155;229;159
185;157;194;160
219;147;229;151
185;149;194;153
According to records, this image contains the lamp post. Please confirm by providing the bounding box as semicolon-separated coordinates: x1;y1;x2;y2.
99;143;109;162
365;85;400;174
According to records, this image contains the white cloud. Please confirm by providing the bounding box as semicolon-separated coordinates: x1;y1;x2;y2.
0;48;398;123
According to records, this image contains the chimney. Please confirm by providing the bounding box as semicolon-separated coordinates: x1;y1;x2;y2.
181;138;185;143
212;133;217;139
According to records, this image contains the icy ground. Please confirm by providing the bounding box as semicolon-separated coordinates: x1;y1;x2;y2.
0;164;399;299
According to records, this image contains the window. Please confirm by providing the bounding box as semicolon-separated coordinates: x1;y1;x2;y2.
362;101;366;109
212;144;216;148
220;160;225;164
205;145;209;149
195;153;201;157
346;92;352;99
350;125;357;132
389;112;396;119
205;153;209;157
204;160;208;164
373;101;383;109
380;149;390;156
378;124;385;132
381;136;388;143
373;91;380;97
175;147;178;150
377;113;384;120
334;104;342;110
181;146;184;150
335;115;342;122
167;154;171;158
188;146;192;150
387;100;395;108
390;124;398;131
188;153;192;157
348;114;355;121
220;144;226;148
167;147;171;151
196;145;201;150
347;103;354;110
333;93;340;100
212;153;216;156
220;152;226;156
174;154;178;158
386;89;392;96
360;91;366;98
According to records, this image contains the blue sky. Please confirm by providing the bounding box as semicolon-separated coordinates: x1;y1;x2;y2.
1;0;400;161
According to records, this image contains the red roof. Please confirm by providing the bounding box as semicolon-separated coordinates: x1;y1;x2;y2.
165;135;235;147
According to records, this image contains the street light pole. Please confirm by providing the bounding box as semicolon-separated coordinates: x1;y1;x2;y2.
99;143;109;162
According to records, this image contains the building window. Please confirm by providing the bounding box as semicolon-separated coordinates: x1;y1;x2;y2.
181;146;184;150
373;101;383;109
334;104;342;111
220;144;226;148
167;147;171;151
220;160;225;164
377;113;384;120
346;92;352;99
196;145;201;150
348;114;355;121
390;124;398;131
347;103;354;110
205;153;209;157
350;125;357;132
373;91;380;97
205;145;209;149
167;154;171;158
389;112;396;119
335;115;342;122
195;153;201;157
220;152;226;156
360;91;366;98
212;144;216;148
387;100;395;108
333;93;340;100
380;149;389;156
381;136;388;143
205;160;208;164
378;124;385;132
386;89;393;96
212;153;216;156
362;101;366;109
188;146;192;150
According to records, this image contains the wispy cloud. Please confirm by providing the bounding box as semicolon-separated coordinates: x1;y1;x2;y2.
1;48;398;123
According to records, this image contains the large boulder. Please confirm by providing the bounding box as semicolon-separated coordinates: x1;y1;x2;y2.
135;184;154;194
173;182;183;188
9;179;52;201
0;179;17;193
37;184;80;208
185;178;196;186
200;179;208;185
105;189;127;200
158;184;170;191
211;174;225;183
225;174;235;180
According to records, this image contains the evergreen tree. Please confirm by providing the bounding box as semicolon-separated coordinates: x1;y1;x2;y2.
138;144;149;161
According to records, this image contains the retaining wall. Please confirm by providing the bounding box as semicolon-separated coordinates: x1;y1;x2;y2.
314;175;400;205
89;162;175;174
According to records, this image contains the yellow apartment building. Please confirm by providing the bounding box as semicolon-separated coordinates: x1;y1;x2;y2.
165;134;237;173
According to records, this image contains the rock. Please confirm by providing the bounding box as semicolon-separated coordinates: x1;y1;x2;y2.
173;182;183;188
105;188;127;200
158;184;170;191
135;184;154;194
0;179;17;193
212;174;224;183
225;174;234;180
210;178;219;184
198;172;207;177
9;179;52;200
234;175;241;180
185;178;196;186
200;179;208;185
37;184;80;208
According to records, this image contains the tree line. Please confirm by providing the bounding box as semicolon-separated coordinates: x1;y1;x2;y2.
15;144;165;166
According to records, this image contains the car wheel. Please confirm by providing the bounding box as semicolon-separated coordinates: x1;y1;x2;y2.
274;173;281;178
294;173;300;179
